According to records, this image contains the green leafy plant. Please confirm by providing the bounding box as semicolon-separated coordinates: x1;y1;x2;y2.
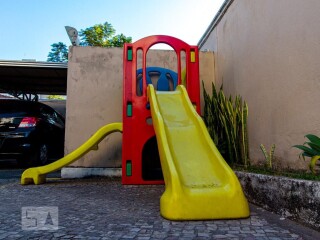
203;82;250;167
260;144;275;169
293;134;320;174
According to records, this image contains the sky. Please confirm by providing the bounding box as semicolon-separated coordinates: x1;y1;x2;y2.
0;0;225;61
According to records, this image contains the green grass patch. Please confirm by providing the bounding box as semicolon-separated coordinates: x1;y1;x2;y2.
233;165;320;181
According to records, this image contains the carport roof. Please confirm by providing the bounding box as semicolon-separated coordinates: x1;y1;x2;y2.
0;60;68;95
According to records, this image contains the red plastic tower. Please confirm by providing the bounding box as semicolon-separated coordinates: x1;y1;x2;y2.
122;35;200;184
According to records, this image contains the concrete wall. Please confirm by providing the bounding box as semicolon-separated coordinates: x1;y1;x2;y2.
64;46;214;170
65;47;123;168
236;171;320;230
200;0;320;169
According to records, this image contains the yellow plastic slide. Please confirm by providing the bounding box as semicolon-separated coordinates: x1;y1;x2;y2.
21;123;122;185
148;85;250;220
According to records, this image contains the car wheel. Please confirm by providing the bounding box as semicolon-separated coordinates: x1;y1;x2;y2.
17;144;49;167
37;144;49;166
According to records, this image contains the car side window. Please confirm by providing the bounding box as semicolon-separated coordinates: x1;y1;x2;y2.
40;107;52;122
40;106;64;128
52;111;65;127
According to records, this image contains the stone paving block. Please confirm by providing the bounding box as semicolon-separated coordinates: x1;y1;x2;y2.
0;232;11;240
212;234;228;238
253;233;266;237
197;232;210;237
182;230;195;234
229;226;241;230
136;237;151;240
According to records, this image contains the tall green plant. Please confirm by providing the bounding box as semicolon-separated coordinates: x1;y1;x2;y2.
260;144;275;169
203;82;250;167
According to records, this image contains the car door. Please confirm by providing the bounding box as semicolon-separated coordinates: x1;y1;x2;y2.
39;105;65;158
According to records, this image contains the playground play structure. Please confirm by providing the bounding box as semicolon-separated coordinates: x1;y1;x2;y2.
21;35;250;220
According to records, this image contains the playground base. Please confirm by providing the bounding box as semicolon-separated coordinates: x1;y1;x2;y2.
20;85;249;220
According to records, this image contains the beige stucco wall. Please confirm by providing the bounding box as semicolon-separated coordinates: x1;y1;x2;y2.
65;46;214;168
65;47;123;168
200;0;320;169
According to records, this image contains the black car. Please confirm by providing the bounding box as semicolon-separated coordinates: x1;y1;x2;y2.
0;99;65;167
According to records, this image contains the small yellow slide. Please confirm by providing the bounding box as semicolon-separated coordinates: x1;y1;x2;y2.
148;85;250;220
21;122;122;185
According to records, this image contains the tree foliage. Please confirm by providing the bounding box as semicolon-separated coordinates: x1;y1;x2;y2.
47;42;68;62
79;22;132;47
79;22;131;47
48;95;64;100
47;21;132;62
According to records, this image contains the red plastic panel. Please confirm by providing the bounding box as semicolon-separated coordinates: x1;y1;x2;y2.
122;35;200;184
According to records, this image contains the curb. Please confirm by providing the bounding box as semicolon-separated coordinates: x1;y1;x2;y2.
236;171;320;230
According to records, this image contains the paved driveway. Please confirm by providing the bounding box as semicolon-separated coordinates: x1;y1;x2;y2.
0;177;319;239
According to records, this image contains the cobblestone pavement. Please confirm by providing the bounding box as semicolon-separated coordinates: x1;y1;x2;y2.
0;178;319;239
